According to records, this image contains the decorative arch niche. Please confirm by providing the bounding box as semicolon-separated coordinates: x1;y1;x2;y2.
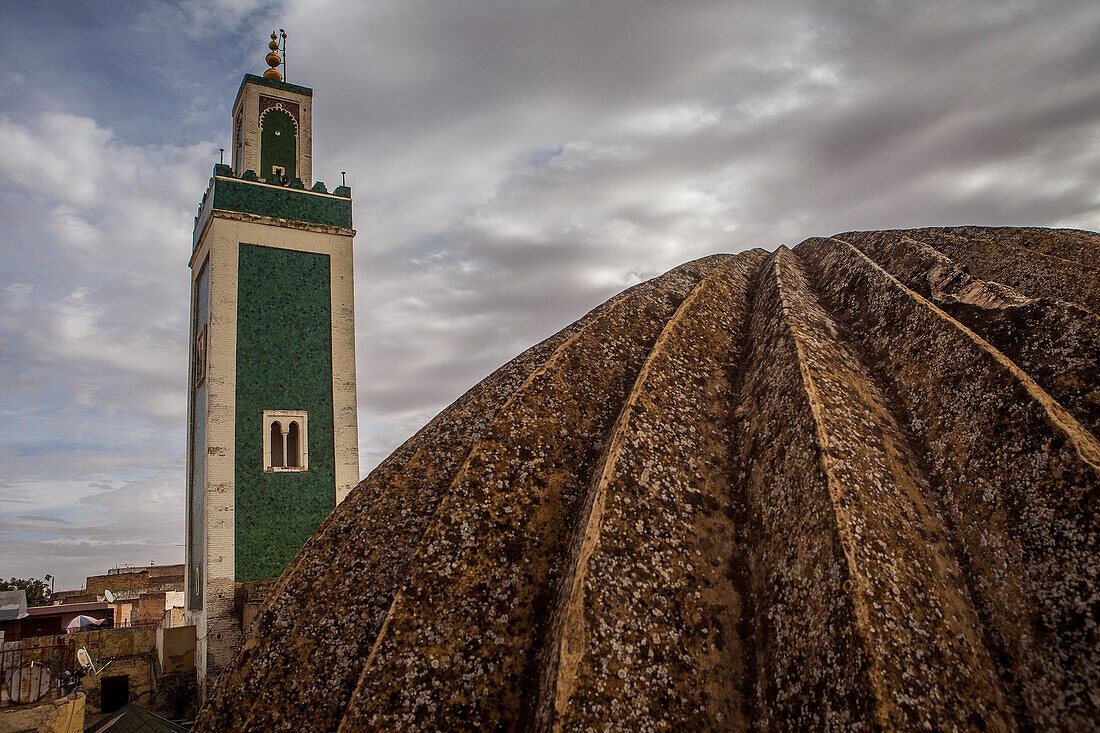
259;107;297;183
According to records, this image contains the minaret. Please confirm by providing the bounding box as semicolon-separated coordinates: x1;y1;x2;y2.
185;33;359;695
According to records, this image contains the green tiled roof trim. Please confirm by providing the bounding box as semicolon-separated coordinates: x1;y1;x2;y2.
241;73;313;97
211;175;352;228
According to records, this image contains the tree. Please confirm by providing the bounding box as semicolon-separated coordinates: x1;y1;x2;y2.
0;575;54;607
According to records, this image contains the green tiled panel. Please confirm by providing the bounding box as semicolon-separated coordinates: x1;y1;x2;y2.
235;244;335;582
212;177;352;229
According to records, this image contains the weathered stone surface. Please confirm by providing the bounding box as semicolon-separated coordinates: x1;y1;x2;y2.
195;227;1099;731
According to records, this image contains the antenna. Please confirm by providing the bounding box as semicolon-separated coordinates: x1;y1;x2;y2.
279;29;287;81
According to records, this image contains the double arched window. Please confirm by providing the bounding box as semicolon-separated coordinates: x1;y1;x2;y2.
263;411;308;471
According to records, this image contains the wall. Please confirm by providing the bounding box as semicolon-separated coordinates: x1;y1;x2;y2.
137;593;167;625
85;565;185;598
163;608;187;629
8;627;158;715
235;579;276;637
70;627;157;714
187;256;211;614
0;691;84;733
188;212;359;695
156;625;196;675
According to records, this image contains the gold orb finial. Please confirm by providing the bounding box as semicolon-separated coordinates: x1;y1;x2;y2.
264;31;283;81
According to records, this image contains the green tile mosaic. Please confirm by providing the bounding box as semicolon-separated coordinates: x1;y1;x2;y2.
212;176;352;229
234;244;335;582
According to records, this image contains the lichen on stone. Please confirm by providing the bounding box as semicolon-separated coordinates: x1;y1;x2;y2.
194;226;1099;732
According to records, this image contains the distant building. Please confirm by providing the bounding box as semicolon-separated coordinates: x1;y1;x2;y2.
52;564;185;630
23;602;112;639
0;590;29;642
2;594;112;641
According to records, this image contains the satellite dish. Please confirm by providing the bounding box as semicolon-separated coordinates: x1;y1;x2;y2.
104;589;115;603
76;646;112;676
9;663;51;704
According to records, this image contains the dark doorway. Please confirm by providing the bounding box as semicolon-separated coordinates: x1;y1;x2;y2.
101;674;129;713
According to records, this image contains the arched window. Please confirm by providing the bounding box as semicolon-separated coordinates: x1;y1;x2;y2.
263;410;308;472
259;107;297;183
270;421;284;467
287;421;300;468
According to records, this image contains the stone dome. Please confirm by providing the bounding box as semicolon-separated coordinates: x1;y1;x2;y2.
195;227;1099;731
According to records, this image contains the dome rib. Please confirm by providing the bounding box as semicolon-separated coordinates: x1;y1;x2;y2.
771;246;1007;729
818;235;1100;466
867;226;1100;314
798;235;1099;725
837;230;1100;438
545;250;767;730
194;227;1099;732
731;247;876;728
333;257;716;729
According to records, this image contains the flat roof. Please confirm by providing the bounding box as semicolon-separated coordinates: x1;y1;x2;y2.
27;601;109;616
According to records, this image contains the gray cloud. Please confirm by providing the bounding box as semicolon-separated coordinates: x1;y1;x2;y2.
1;0;1098;588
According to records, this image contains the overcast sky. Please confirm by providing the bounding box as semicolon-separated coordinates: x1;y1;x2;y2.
1;0;1098;589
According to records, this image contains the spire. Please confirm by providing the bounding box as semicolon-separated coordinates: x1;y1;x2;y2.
263;31;283;81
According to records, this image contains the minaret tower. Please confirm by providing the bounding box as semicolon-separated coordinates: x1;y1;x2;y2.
185;33;359;694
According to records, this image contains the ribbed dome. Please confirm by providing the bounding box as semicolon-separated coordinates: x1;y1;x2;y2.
195;227;1099;731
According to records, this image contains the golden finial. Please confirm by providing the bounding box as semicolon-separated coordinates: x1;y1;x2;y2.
264;31;283;81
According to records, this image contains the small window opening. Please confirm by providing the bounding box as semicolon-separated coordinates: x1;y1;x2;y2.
233;111;244;175
263;410;308;472
193;324;207;387
287;421;300;467
270;421;284;467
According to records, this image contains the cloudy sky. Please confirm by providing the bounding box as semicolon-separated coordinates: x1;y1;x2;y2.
1;0;1098;589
